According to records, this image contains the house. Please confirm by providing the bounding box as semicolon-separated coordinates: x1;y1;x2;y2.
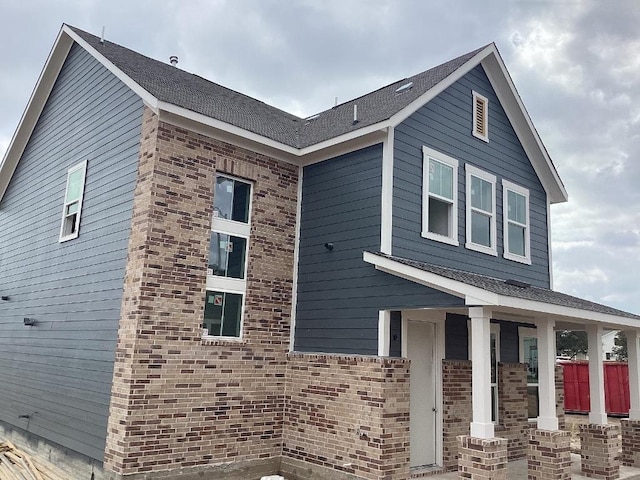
1;23;640;480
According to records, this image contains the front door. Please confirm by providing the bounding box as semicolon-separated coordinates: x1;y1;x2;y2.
408;320;437;467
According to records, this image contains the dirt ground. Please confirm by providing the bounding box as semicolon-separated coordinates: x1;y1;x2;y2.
565;413;622;452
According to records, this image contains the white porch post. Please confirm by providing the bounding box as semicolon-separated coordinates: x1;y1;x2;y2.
535;318;559;430
626;330;640;420
469;306;494;438
378;310;390;356
587;324;607;424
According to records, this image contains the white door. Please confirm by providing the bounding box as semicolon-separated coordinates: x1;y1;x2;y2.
408;320;436;467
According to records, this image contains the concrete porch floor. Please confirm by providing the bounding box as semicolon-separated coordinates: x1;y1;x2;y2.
421;454;640;480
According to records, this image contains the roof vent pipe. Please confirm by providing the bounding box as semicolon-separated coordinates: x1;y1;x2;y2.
353;104;359;124
169;56;179;66
100;26;105;44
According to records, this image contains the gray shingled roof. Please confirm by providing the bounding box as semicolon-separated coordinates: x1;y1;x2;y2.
68;25;484;149
371;252;640;320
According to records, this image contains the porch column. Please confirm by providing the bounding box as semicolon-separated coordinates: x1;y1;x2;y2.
378;310;390;356
622;330;640;467
535;318;558;431
468;306;493;438
587;324;607;424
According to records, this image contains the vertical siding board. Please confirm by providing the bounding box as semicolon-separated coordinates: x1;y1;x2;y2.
393;65;550;287
0;43;143;461
295;145;463;355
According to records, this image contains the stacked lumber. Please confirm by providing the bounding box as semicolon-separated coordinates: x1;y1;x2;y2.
0;441;69;480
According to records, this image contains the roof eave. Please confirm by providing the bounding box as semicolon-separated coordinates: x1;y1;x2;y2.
0;27;73;204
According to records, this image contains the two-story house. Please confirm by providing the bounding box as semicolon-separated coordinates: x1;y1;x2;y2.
1;24;640;480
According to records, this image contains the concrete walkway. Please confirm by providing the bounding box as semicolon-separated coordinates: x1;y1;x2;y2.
424;454;640;479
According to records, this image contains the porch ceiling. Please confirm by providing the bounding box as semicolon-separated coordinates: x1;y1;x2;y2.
363;251;640;330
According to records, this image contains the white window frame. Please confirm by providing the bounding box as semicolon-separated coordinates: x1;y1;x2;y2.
472;91;489;142
502;180;531;264
519;327;539;420
465;164;497;256
204;174;252;340
422;146;459;246
59;160;88;242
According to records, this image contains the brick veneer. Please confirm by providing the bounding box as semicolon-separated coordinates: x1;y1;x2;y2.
622;419;640;467
282;353;410;480
556;365;565;430
580;424;620;479
103;108;298;478
497;363;528;460
442;360;472;469
457;435;507;480
528;429;571;480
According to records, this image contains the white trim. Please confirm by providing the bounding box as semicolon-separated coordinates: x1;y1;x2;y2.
519;326;539;420
502;179;531;264
472;91;489;142
490;322;500;423
465;164;497;256
535;318;559;430
469;306;495;438
289;165;303;352
378;310;391;356
626;330;640;420
587;324;607;424
422;146;459;246
435;316;445;466
401;312;408;358
547;198;554;289
59;160;88;242
380;127;394;254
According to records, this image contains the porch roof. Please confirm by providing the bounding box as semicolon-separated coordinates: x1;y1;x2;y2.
363;252;640;328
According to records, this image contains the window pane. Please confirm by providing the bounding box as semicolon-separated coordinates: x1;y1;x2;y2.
491;385;497;422
490;333;497;384
507;190;526;224
231;181;250;223
66;202;79;215
523;337;539;383
471;211;491;247
208;233;246;279
508;223;525;256
203;291;242;337
428;197;451;237
527;386;540;418
429;159;453;200
66;169;84;202
214;177;234;220
471;176;492;212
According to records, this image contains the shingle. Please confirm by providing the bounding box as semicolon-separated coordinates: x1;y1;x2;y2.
67;25;484;149
372;253;640;320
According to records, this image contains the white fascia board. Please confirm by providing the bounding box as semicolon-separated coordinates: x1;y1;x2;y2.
480;51;568;204
0;29;73;203
362;252;499;305
298;129;387;166
297;120;392;157
388;45;496;127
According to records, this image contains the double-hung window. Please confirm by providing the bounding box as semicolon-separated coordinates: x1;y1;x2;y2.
204;175;251;338
59;160;87;242
503;180;531;264
422;146;459;246
465;165;496;255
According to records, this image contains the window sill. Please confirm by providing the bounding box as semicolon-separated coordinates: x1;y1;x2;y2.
472;130;489;143
465;242;497;256
503;252;532;265
59;233;79;243
201;335;246;346
422;231;459;247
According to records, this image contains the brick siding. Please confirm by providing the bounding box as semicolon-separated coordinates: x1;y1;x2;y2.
580;424;620;479
528;429;571;480
497;363;528;460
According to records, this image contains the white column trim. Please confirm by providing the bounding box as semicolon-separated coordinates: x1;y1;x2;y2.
378;310;391;356
626;330;640;420
535;318;559;430
288;165;303;352
587;324;607;424
380;126;394;254
469;306;494;438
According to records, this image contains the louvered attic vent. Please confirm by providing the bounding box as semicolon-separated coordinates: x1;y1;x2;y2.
472;91;488;142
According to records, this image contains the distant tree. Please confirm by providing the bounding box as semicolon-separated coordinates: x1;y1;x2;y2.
613;331;628;361
556;330;588;359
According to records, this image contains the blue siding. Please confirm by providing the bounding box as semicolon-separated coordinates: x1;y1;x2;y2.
0;44;143;461
393;65;550;288
295;145;463;355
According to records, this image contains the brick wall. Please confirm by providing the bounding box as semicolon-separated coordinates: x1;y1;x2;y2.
283;353;410;480
580;424;620;480
497;363;528;460
442;360;472;469
556;365;565;430
104;108;298;477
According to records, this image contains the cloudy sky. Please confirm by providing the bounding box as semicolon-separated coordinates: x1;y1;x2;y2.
1;0;639;314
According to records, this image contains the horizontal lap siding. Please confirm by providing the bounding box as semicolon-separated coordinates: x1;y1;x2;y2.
295;145;463;355
0;44;143;461
393;65;550;288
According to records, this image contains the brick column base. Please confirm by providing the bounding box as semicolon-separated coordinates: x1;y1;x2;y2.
457;436;507;480
528;429;571;480
622;419;640;467
579;424;620;479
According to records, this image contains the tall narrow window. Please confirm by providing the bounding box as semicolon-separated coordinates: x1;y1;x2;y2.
519;327;539;419
472;91;489;142
59;160;87;242
503;180;531;264
204;175;251;338
465;165;496;255
422;146;459;246
490;323;500;423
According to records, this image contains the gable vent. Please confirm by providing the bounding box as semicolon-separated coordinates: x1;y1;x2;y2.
395;81;413;94
472;91;488;142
